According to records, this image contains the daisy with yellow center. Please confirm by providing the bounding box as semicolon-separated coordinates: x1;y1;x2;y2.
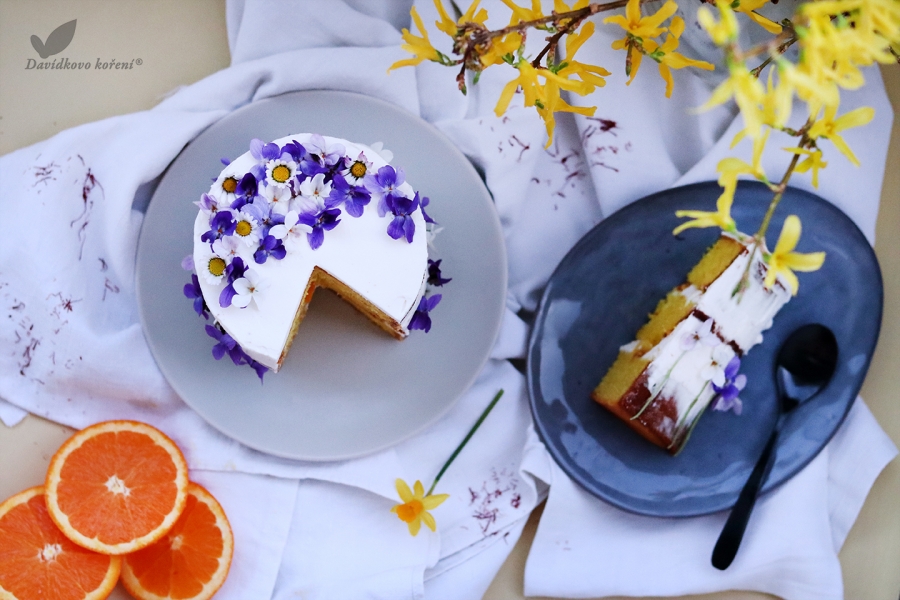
764;215;826;295
391;479;449;536
221;176;239;195
233;213;261;247
265;158;297;188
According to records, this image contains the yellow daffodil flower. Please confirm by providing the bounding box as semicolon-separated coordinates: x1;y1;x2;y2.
673;178;737;234
391;479;449;536
697;0;739;45
807;105;875;166
390;6;443;70
784;147;827;187
643;17;714;97
733;0;782;35
764;215;826;295
605;0;678;39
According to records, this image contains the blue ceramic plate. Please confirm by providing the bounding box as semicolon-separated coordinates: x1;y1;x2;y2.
527;181;882;517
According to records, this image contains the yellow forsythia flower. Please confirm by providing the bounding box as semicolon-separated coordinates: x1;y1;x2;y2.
697;0;739;45
391;479;449;536
807;104;875;166
733;0;782;35
500;0;545;23
702;64;767;138
434;0;488;36
604;0;678;39
783;147;827;187
390;6;442;70
643;16;714;97
673;184;737;234
764;215;826;295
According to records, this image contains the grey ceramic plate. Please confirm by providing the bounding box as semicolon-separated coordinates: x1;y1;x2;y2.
527;181;882;517
137;90;507;461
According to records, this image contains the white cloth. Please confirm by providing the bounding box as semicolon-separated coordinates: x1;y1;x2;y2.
0;1;895;599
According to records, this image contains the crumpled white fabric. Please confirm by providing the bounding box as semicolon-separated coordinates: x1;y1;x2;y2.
0;1;894;599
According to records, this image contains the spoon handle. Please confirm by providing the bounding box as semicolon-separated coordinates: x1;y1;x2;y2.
711;427;779;570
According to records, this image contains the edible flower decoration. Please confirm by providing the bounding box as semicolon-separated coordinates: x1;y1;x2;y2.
712;356;746;415
391;479;448;536
409;294;442;333
672;184;736;235
763;215;826;296
391;390;504;536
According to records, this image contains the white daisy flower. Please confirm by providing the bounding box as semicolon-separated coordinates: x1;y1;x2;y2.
232;269;268;309
264;183;293;215
198;247;229;285
233;211;261;247
265;157;298;189
701;344;735;387
343;151;373;185
270;210;313;249
215;173;242;204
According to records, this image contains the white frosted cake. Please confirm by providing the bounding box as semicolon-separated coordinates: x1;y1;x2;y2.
593;234;791;453
184;134;447;379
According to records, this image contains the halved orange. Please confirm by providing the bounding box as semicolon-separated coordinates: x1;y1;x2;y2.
121;483;234;600
0;486;121;600
45;420;189;555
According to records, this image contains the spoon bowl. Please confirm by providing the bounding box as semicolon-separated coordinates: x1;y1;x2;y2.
712;323;838;570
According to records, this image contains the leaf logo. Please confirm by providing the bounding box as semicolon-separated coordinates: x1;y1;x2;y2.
31;20;77;59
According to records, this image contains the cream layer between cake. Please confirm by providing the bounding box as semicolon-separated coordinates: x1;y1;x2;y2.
193;134;428;372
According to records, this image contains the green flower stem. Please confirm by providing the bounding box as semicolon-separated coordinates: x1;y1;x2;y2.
426;389;505;496
732;130;806;298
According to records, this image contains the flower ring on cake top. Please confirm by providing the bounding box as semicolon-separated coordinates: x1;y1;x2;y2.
185;134;451;380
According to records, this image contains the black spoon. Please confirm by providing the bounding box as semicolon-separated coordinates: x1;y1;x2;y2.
711;323;838;570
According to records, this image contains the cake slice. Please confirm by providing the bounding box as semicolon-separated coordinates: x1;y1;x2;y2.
592;233;791;453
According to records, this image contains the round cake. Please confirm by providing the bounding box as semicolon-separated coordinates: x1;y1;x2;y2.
185;133;445;379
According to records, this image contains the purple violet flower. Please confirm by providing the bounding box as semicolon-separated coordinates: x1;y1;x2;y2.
254;234;287;264
183;274;208;319
712;356;746;415
329;173;371;218
202;210;236;243
427;259;452;286
298;203;342;250
281;140;308;164
408;294;441;333
205;324;244;365
181;254;195;272
220;157;231;166
230;173;259;210
419;194;436;224
247;358;268;382
385;193;419;243
219;256;247;308
364;165;406;216
250;138;281;162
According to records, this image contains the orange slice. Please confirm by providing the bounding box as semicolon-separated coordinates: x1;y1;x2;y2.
45;420;189;555
0;486;121;600
121;483;234;600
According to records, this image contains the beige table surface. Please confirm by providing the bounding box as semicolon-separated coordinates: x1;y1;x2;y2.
0;2;897;599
